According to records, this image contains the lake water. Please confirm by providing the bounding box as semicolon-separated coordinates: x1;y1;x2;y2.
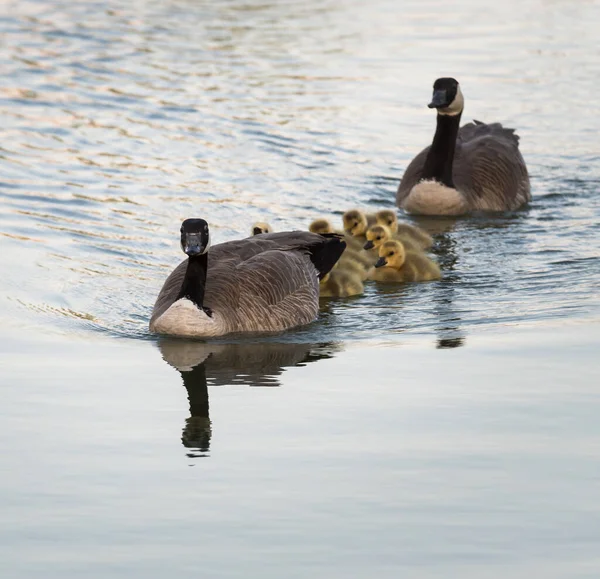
1;0;599;577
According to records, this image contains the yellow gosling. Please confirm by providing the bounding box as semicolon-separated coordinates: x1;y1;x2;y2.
367;240;441;283
375;209;433;249
251;222;273;235
309;218;335;235
363;224;420;253
342;209;377;238
320;270;364;298
309;217;368;256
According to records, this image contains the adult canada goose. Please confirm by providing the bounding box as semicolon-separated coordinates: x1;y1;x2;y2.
251;222;272;235
319;270;364;298
363;224;420;253
396;78;531;215
367;240;441;282
375;209;433;249
150;219;345;337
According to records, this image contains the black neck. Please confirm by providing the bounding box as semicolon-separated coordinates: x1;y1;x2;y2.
421;112;461;188
178;253;208;311
181;364;209;418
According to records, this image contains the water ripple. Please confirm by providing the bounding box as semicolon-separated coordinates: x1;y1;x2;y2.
1;0;599;346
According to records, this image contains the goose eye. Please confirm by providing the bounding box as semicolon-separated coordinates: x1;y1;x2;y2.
376;236;381;241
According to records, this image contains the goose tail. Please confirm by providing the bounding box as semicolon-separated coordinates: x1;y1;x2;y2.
307;233;346;280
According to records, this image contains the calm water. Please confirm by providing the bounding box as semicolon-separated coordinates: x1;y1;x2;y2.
1;0;599;577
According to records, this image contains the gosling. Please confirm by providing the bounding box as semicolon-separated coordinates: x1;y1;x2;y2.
251;222;273;235
320;270;364;298
375;209;433;249
342;209;377;239
368;240;441;283
363;224;420;254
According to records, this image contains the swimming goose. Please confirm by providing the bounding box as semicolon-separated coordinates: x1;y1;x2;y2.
251;222;273;235
396;77;531;215
319;269;364;298
367;240;441;282
363;224;420;253
375;209;433;249
150;219;345;337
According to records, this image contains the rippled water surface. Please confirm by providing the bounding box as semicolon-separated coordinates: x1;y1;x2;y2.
1;0;599;577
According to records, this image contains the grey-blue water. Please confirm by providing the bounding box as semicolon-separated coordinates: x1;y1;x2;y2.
1;0;599;577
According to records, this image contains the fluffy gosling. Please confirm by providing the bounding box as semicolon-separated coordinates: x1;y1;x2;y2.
375;209;433;249
367;240;441;282
320;270;364;298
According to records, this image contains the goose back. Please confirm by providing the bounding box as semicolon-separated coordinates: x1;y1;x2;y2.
397;120;531;212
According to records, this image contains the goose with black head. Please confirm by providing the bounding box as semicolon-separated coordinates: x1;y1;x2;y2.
150;219;345;337
397;78;531;215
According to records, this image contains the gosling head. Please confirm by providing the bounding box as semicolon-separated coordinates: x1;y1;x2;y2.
375;209;397;230
374;240;406;269
309;218;334;235
343;209;368;236
180;218;211;257
428;77;464;117
251;222;272;236
363;224;392;250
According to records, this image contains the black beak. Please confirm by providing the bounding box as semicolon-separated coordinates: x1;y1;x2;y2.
363;240;374;250
252;227;262;236
184;233;204;256
428;89;447;109
374;257;387;268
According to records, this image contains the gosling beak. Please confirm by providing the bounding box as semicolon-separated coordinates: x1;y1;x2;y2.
428;89;447;109
184;233;204;256
363;240;374;250
252;227;262;236
374;257;387;268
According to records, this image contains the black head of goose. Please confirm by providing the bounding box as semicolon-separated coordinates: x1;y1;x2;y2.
396;77;531;215
149;219;346;338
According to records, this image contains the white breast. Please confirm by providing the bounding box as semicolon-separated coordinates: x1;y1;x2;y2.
402;180;468;216
149;299;225;338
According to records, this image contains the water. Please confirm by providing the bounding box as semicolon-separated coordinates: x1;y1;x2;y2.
1;0;599;577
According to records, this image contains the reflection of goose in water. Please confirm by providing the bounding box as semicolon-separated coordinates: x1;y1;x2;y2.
179;363;212;456
157;340;343;456
428;234;466;349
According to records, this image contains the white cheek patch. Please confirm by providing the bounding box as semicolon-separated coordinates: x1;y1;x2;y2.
438;85;464;116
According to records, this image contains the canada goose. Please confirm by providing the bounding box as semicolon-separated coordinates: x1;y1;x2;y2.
375;209;433;249
396;78;531;215
368;240;441;282
251;222;273;235
363;224;420;253
342;209;377;238
150;219;345;337
319;270;364;298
